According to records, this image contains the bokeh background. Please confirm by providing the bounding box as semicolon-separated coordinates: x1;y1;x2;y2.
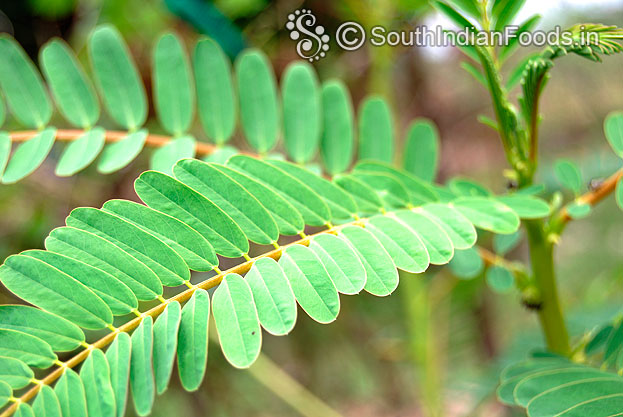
0;0;622;416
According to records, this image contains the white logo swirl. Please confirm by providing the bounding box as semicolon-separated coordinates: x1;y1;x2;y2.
285;9;330;62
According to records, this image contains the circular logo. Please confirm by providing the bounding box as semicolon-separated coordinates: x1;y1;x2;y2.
336;21;366;51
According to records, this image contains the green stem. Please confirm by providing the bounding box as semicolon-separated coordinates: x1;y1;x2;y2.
524;220;571;355
401;272;442;417
246;353;344;417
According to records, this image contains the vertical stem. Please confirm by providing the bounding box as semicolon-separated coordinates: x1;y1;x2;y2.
401;272;442;417
247;353;344;417
524;220;571;355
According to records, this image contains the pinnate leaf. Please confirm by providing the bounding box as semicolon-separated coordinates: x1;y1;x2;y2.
213;273;262;368
320;80;354;175
177;289;210;391
282;62;321;163
403;119;440;182
358;96;393;163
153;32;194;136
40;38;99;128
279;244;340;323
245;258;297;336
0;35;52;128
89;25;147;130
2;128;56;184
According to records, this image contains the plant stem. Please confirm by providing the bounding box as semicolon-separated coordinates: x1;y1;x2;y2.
9;129;219;157
524;220;571;355
401;272;442;417
247;352;344;417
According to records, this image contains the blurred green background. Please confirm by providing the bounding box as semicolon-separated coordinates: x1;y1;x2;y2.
0;0;621;416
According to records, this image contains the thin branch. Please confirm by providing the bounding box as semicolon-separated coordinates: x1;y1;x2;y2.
9;129;218;157
478;246;521;273
559;168;623;223
0;219;364;417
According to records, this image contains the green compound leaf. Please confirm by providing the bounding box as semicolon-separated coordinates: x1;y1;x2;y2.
0;381;10;408
105;332;131;417
213;273;262;368
358;96;394;163
492;0;526;31
0;35;52;128
177;289;210;392
153;301;182;395
500;15;541;61
0;133;10;178
32;385;62;417
554;159;583;195
153;32;194;136
528;377;623;416
333;174;384;215
447;0;481;18
45;226;163;301
351;171;410;208
279;244;340;323
566;201;591;219
493;230;522;255
14;403;34;417
174;159;279;245
235;49;279;153
0;356;33;389
419;203;477;250
604;111;623;158
354;161;439;205
67;207;190;286
22;249;138;315
616;178;623;211
497;194;551;219
448;178;492;197
309;233;367;294
213;164;304;236
40;38;100;128
586;325;613;357
80;349;116;417
365;215;430;274
0;304;84;352
54;368;88;417
498;361;578;404
2;127;56;184
0;89;5;127
486;265;514;293
55;128;106;177
320;80;354;175
203;145;238;164
135;170;249;257
102;199;217;271
89;25;147;130
0;254;113;329
394;210;454;265
403;118;440;183
340;226;399;296
194;38;236;145
97;129;148;174
130;317;155;416
452;197;520;234
268;159;357;220
245;257;297;336
149;136;196;176
228;155;330;226
515;367;611;407
449;247;484;279
0;328;56;368
282;62;321;163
